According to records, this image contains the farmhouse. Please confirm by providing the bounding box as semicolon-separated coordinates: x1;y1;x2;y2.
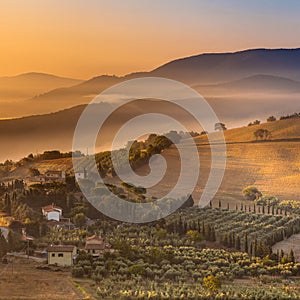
47;245;77;266
75;168;87;180
25;169;66;185
46;219;75;230
24;175;46;185
44;170;66;182
42;204;63;221
85;235;111;257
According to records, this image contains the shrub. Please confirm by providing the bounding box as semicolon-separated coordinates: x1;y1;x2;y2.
203;275;222;293
72;266;85;278
242;186;262;200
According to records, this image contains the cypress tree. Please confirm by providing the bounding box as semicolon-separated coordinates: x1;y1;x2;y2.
253;236;258;257
288;249;295;263
201;221;205;235
235;235;241;251
0;231;8;258
210;226;216;242
7;231;15;252
244;233;249;254
280;249;284;261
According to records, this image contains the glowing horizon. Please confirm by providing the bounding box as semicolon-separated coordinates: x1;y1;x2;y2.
1;0;300;79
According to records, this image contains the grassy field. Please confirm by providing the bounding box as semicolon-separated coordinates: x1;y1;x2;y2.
273;234;300;262
120;118;300;206
6;157;74;180
73;277;300;300
207;118;300;143
0;258;86;300
5;118;300;206
111;140;300;209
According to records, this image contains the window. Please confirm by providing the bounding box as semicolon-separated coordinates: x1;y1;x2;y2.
51;253;55;257
58;253;64;257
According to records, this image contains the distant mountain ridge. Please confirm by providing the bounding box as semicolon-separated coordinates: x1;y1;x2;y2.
196;74;300;93
30;47;300;101
6;72;82;81
0;72;83;102
151;48;300;84
1;47;300;146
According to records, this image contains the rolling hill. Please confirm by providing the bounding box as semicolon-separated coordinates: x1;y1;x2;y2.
0;72;82;102
195;74;300;94
0;99;202;161
111;117;300;206
2;48;300;121
4;117;300;206
151;48;300;84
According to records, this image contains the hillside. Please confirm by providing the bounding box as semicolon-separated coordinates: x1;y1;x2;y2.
106;118;300;205
0;99;200;161
0;72;82;102
151;48;300;84
199;117;300;144
196;74;300;94
7;158;74;180
4;117;300;206
2;48;300;122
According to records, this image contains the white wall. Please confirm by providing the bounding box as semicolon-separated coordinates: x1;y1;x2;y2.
47;211;60;221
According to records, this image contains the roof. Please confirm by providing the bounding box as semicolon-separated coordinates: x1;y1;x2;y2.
21;234;35;241
85;244;106;250
45;170;63;175
42;205;62;212
47;245;75;252
86;235;103;242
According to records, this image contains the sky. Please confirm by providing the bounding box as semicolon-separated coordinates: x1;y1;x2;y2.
1;0;300;79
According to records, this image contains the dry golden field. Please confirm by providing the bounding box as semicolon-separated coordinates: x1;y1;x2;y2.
125;140;300;208
7;118;300;206
0;258;86;300
111;118;300;206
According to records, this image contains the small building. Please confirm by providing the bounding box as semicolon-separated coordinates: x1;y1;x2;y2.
25;170;66;185
46;219;75;230
25;175;46;186
47;245;77;266
75;168;87;180
44;170;66;182
85;235;111;257
42;205;63;221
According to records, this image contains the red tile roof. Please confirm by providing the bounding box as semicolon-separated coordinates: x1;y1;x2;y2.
45;170;63;176
86;235;103;242
47;245;75;252
42;205;62;212
85;244;106;250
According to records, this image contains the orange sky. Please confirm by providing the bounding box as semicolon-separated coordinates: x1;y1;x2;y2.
1;1;300;79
